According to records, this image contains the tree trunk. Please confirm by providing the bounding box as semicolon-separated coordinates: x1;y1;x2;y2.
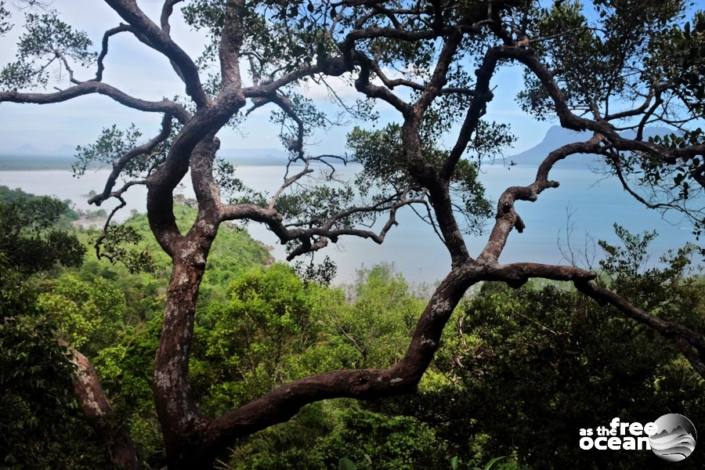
153;237;216;468
69;346;140;469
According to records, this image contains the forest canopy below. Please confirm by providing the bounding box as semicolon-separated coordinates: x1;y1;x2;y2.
2;186;704;469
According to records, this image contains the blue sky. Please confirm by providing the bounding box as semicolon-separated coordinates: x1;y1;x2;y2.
0;1;555;156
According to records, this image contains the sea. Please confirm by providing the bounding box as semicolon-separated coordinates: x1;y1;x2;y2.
0;162;697;285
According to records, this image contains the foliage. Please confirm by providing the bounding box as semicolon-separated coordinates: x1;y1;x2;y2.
0;8;94;90
347;123;499;234
85;203;273;302
36;274;127;353
0;189;106;468
0;188;274;467
217;265;444;469
0;1;10;35
189;264;422;414
516;0;705;235
0;185;83;275
74;124;149;177
390;228;705;470
2;187;705;468
85;261;432;467
0;309;107;469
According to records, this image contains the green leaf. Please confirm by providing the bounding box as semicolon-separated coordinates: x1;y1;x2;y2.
338;457;357;470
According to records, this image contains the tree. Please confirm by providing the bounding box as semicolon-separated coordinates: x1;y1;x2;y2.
2;0;705;467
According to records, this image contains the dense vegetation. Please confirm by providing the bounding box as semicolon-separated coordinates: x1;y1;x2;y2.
1;187;703;469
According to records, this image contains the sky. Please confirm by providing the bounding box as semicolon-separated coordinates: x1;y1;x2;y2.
0;1;555;156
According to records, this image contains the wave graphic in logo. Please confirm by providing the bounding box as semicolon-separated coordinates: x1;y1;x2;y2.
649;414;698;462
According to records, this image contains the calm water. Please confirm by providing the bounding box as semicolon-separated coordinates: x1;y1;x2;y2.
0;164;695;284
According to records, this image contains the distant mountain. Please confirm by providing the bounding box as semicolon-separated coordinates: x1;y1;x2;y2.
0;146;293;170
11;144;43;156
0;154;74;170
506;125;675;169
55;144;76;156
218;147;290;166
4;143;76;157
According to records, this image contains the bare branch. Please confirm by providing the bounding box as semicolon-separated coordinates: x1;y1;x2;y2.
160;0;184;36
483;261;596;287
93;180;145;262
367;60;475;96
413;30;463;114
220;192;422;260
479;136;604;263
104;0;208;107
268;165;314;209
243;57;351;99
219;0;245;89
443;47;501;179
0;81;190;122
354;52;412;115
95;24;131;81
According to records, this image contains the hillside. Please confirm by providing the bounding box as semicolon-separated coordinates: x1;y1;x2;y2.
0;186;273;304
77;204;274;304
122;205;273;296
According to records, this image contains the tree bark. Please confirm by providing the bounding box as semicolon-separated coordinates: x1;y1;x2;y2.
153;240;215;468
68;346;139;469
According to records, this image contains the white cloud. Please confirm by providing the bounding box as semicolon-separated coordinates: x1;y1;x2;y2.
298;74;358;101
